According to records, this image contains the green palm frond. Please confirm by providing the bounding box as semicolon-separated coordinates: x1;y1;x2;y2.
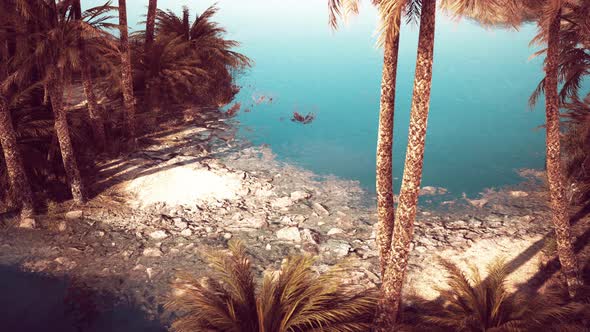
166;240;377;332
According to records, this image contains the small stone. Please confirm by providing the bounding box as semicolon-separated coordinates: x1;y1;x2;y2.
143;248;163;257
146;267;154;279
19;218;36;229
174;219;188;230
327;228;344;236
312;202;329;216
180;229;193;237
96;231;105;237
509;191;529;197
65;210;83;220
271;197;293;209
290;191;311;201
325;240;351;258
149;230;169;240
265;243;272;251
301;228;320;244
276;227;302;242
223;233;233;240
57;221;67;232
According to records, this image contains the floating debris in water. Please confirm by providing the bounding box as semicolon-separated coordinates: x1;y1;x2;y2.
291;112;315;124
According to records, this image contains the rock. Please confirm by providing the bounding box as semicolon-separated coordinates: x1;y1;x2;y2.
146;267;154;279
174;219;188;230
65;210;83;220
510;190;529;198
324;240;351;258
290;191;311;201
234;216;268;229
327;228;344;236
312;202;330;216
419;186;447;196
19;218;36;229
149;230;169;240
143;248;163;257
223;233;233;240
271;197;293;209
265;243;272;251
445;220;468;230
276;227;302;242
301;228;321;244
180;229;193;237
57;221;67;232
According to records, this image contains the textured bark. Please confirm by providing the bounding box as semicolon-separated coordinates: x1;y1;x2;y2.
378;0;436;328
81;66;106;149
544;8;581;297
48;76;86;204
145;0;158;52
118;0;137;142
0;96;34;219
74;0;106;149
376;12;401;278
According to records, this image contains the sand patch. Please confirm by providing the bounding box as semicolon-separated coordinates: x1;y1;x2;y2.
124;161;245;208
406;235;545;300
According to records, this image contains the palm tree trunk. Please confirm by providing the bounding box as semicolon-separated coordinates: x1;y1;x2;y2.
48;75;86;204
544;8;581;297
145;0;157;52
118;0;137;142
73;0;106;150
378;0;436;327
376;12;401;279
0;96;34;219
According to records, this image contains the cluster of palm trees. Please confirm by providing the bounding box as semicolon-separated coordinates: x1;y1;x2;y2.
330;0;589;329
0;0;249;219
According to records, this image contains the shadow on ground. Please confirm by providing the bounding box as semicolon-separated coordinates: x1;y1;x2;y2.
0;265;166;332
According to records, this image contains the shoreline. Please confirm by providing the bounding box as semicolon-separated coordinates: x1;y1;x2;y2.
0;115;556;328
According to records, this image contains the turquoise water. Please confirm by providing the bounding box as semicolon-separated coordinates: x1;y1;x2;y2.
91;1;549;197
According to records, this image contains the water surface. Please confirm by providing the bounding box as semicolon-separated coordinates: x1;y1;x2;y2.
91;0;549;197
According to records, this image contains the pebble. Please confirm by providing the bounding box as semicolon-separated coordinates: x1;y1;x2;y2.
149;230;169;240
180;229;193;237
143;248;163;257
65;210;83;220
19;218;36;229
276;227;302;242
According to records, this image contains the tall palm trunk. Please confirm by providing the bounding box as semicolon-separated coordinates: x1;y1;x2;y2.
145;0;157;51
379;0;436;327
48;74;86;203
544;8;581;297
74;0;106;150
118;0;136;142
376;13;401;279
0;96;34;219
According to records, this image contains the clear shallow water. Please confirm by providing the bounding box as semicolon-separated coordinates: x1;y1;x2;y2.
89;1;548;197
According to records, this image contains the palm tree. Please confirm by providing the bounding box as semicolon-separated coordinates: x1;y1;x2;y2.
118;0;136;142
0;0;35;220
329;1;437;327
10;0;116;204
419;258;584;331
73;0;106;150
329;0;402;282
166;240;377;332
145;0;157;51
442;0;583;299
381;0;437;326
150;5;250;106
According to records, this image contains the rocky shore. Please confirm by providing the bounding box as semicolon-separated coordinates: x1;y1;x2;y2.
0;112;556;327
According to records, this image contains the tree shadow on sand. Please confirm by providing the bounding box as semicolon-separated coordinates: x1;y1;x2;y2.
0;265;166;332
